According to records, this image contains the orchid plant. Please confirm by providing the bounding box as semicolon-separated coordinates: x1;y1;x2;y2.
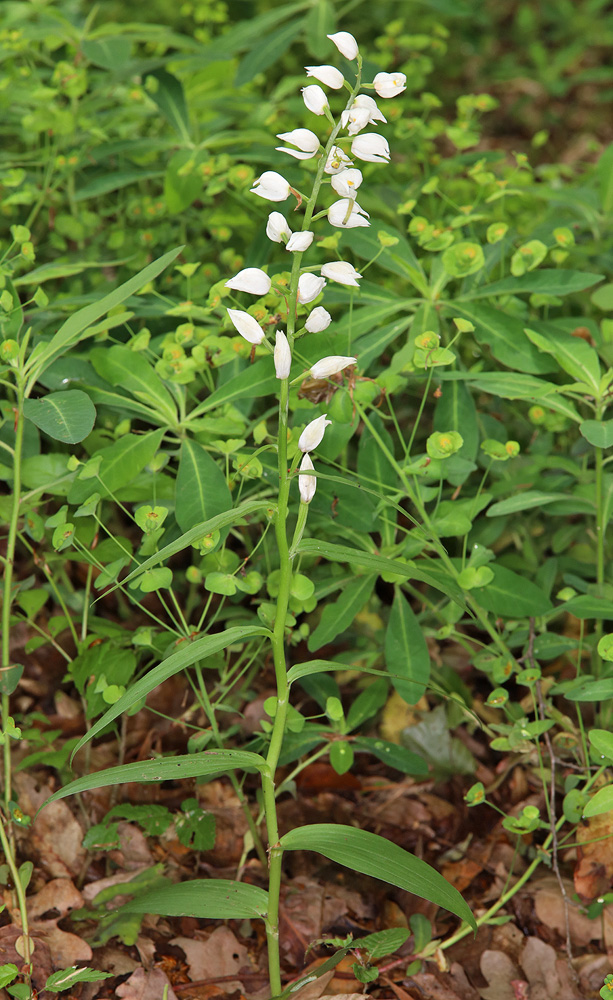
42;30;475;995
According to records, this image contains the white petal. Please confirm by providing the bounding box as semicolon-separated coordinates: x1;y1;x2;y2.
320;262;362;286
251;170;291;201
286;231;314;252
305;306;332;333
301;84;329;115
276;128;320;152
274;330;292;379
225;267;271;295
298;413;332;452
298;453;316;504
297;273;326;304
324;145;353;174
310;355;357;379
226;308;265;345
266;212;292;243
373;71;407;98
305;65;345;89
330;168;363;198
327;31;359;60
275;146;316;160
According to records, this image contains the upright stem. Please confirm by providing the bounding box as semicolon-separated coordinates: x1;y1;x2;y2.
594;406;605;678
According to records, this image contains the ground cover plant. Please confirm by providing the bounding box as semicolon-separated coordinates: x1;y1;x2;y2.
1;1;613;998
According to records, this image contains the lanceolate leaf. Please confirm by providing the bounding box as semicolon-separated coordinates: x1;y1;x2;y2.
67;430;165;505
385;589;430;704
524;327;600;392
471;565;552;617
460;269;604;299
123;880;269;919
90;345;177;422
279;824;476;929
145;69;190;143
70;626;272;760
190;358;277;416
175;439;232;533
43;750;269;807
307;574;377;651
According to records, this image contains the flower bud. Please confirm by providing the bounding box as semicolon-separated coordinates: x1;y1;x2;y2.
297;273;326;304
286;231;314;252
320;261;362;286
330;168;363;199
226;308;265;345
298;413;332;453
299;453;317;503
426;431;463;459
305;65;344;89
310;355;356;379
225;267;271;295
274;330;292;379
266;211;292;243
301;84;329;116
327;31;359;60
276;128;320;160
373;71;407;98
351;133;390;163
327;198;370;229
324;146;353;174
251;170;291;202
305;306;332;333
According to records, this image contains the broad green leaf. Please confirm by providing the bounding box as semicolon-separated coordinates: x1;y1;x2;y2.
70;626;272;759
346;678;389;731
90;345;176;421
590;729;613;761
81;385;174;425
175;440;232;533
118;499;273;590
67;430;165;505
583;785;613;818
329;741;354;775
434;377;478;464
145;69;190;143
75;170;164;201
26;247;183;385
471;565;552;617
235;17;305;86
353;316;412;371
82;36;132;70
385;590;430;704
339;228;425;287
307;574;377;651
122;879;269;919
45;967;113;992
524;327;600;392
580;420;613;449
305;0;335;57
461;270;604;299
190;358;277;417
598;143;613;214
591;283;613;311
43;749;268;806
486;491;575;517
455;371;581;422
23;390;95;444
279;824;475;929
565;679;613;702
449;304;555;375
354;737;428;775
556;595;613;619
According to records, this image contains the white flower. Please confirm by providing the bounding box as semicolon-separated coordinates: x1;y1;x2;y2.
299;453;316;504
305;65;344;89
251;171;291;202
330;168;363;199
373;71;407;98
225;267;271;296
327;31;359;61
276;128;320;160
298;413;332;453
327;198;370;229
340;105;371;135
301;84;329;116
226;308;265;345
351;133;390;163
286;231;314;252
310;355;357;379
266;212;292;243
320;261;362;287
353;94;387;124
274;330;291;379
297;273;326;304
305;306;332;333
324;146;353;175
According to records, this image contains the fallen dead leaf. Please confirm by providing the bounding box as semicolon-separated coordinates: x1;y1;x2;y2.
404;971;472;1000
575;811;613;900
534;876;599;947
14;774;86;878
0;925;52;991
109;822;154;870
82;865;152;907
26;878;83;921
519;936;577;1000
171;926;251;992
116;967;179;1000
479;949;521;1000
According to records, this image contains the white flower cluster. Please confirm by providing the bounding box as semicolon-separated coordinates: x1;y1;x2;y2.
223;30;405;505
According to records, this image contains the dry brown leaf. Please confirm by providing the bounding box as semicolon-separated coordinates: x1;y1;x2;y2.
14;774;85;878
519;936;576;1000
109;822;154;870
82;865;152;906
171;926;250;992
26;878;83;920
0;925;53;991
479;949;521;1000
287;970;334;1000
116;967;179;1000
533;877;600;946
30;920;92;967
404;972;468;1000
575;811;613;900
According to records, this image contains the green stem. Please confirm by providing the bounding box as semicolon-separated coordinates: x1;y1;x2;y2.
0;816;31;974
594;429;605;678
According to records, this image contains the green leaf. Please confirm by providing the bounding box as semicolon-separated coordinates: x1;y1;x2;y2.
175;440;232;533
486;491;575;517
524;327;600;392
461;270;604;299
329;741;354;775
447;370;581;422
354;737;428;775
145;70;190;142
346;678;389;731
591;283;613;311
287;659;391;686
307;575;377;651
235;17;305;87
433;377;478;464
70;626;272;760
26;247;183;386
82;36;132;70
90;345;177;422
44;749;268;807
0;965;18;990
122;879;269;919
442;241;484;278
305;0;336;57
449;304;555;375
565;679;613;702
23;391;95;444
75;169;164;201
279;824;475;929
67;430;165;505
385;590;430;704
190;358;277;417
590;729;613;761
597;143;613;214
471;565;553;617
45;967;113;993
557;595;613;619
580;420;613;449
583;785;613;818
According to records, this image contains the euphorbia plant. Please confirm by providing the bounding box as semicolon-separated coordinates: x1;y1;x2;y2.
43;30;475;995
